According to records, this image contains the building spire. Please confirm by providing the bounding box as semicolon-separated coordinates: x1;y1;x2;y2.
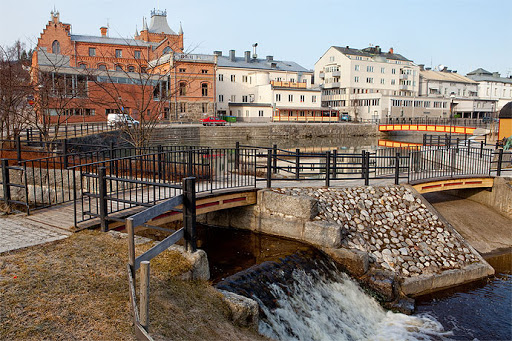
143;17;148;31
179;22;183;35
135;25;139;36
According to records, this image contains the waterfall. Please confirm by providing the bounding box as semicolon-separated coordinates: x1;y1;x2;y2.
217;251;451;341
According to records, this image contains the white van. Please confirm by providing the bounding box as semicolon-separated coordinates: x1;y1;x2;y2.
107;113;140;128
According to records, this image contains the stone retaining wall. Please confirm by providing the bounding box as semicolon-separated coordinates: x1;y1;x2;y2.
150;123;381;145
448;176;512;219
201;185;494;297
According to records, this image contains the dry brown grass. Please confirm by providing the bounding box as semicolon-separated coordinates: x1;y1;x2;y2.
0;231;268;341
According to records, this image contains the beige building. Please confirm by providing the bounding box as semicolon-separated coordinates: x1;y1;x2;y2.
466;68;512;112
315;45;421;121
215;50;322;122
419;68;495;119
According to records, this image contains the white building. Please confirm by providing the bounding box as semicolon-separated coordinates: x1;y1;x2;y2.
215;50;324;122
419;68;495;118
466;68;512;112
315;45;422;121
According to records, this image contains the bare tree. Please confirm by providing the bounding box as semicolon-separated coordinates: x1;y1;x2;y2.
0;41;33;142
30;46;89;146
80;41;203;149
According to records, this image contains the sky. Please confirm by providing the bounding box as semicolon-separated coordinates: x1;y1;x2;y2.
1;0;510;77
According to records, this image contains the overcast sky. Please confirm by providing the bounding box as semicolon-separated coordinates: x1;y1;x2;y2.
1;0;510;76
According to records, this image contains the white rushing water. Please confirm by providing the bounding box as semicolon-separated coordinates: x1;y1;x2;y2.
256;269;451;341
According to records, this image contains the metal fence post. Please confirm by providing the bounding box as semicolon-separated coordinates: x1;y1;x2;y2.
187;148;193;177
272;144;277;174
361;150;366;179
394;152;400;185
183;177;197;253
235;142;240;170
16;135;21;164
98;167;109;232
364;151;370;186
295;148;300;180
1;159;11;204
266;149;272;188
480;141;484;158
63;139;69;169
332;149;337;180
325;151;331;187
157;145;163;179
497;149;503;176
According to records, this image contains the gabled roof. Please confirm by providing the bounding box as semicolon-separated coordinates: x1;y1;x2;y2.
71;35;158;47
332;46;411;62
420;70;477;84
217;56;311;73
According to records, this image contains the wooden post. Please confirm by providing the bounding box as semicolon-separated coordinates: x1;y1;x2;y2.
266;149;272;188
325;151;331;187
183;177;197;252
1;159;11;204
98;167;109;232
394;152;400;185
140;261;150;331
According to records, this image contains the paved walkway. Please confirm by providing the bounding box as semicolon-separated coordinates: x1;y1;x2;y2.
0;215;72;254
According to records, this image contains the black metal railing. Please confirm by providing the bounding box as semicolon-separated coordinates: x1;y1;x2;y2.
71;147;257;227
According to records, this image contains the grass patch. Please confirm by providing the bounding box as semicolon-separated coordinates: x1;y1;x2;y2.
0;231;268;341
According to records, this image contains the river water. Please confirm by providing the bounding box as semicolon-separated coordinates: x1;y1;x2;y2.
198;224;511;341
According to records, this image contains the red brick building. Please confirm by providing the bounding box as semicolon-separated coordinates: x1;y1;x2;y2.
32;9;215;123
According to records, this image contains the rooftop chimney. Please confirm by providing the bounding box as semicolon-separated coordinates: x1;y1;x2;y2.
213;51;222;56
266;55;273;61
389;47;394;54
252;43;258;59
376;45;381;54
100;26;108;37
229;50;235;62
244;51;251;63
442;66;448;72
418;64;425;71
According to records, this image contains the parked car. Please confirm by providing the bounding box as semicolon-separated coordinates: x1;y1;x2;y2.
340;114;352;122
482;116;499;123
201;117;227;126
107;113;139;127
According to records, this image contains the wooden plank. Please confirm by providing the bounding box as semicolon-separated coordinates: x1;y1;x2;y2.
134;228;184;270
130;195;183;227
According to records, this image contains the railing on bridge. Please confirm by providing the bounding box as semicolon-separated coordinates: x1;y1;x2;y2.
71;147;257;229
382;117;490;128
1;141;510;221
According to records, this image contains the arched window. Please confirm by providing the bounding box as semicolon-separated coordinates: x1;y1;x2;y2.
179;82;187;96
162;46;172;54
128;65;135;72
98;64;107;71
201;83;208;97
78;63;87;69
52;40;60;54
115;64;123;71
